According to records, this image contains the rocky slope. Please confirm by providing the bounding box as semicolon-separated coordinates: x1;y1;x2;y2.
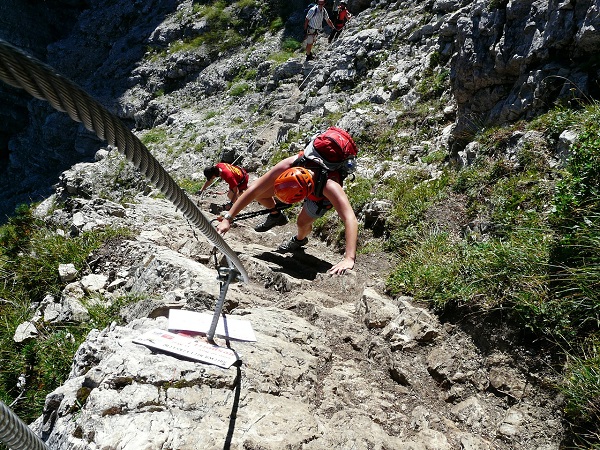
29;170;563;449
3;0;599;219
2;0;599;448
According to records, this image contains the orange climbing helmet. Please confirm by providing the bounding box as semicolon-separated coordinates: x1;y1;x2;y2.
273;167;315;204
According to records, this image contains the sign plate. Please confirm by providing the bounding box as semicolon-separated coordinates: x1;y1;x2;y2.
133;329;239;369
168;309;257;342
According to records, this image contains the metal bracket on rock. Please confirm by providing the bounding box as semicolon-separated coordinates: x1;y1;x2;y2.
207;266;241;342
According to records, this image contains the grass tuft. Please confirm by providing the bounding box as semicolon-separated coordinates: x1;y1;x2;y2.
0;206;137;423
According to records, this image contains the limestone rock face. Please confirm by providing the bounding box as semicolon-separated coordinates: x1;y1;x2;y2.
2;0;598;216
0;0;85;212
0;0;589;446
27;178;563;448
451;0;600;146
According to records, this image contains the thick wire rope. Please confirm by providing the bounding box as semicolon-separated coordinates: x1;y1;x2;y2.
0;38;248;283
0;399;49;450
0;33;323;450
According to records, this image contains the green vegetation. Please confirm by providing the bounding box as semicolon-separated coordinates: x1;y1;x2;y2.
281;38;302;52
415;50;451;102
2;1;598;442
385;170;450;233
178;178;204;194
0;205;137;423
358;101;599;448
311;99;599;447
146;0;294;59
204;110;219;120
247;55;598;445
421;149;448;164
140;124;209;162
148;0;299;66
229;81;250;97
265;36;303;66
344;176;376;213
352;99;445;159
147;1;242;57
268;146;295;167
416;68;450;100
488;0;509;9
268;49;297;65
233;0;258;8
232;67;257;83
140;127;168;146
562;338;600;444
269;17;285;32
192;141;208;153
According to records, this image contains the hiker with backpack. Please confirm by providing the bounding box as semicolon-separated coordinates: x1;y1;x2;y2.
198;163;249;211
328;1;352;43
216;127;359;275
304;0;335;61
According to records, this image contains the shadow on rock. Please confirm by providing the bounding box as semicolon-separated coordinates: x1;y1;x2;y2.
254;251;333;280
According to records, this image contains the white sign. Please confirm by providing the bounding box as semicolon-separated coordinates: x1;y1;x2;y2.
133;329;239;369
168;309;257;342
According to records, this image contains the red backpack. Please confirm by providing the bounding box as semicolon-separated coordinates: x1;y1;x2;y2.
303;127;358;171
295;127;358;199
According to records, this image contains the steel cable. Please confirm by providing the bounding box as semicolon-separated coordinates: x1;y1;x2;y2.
0;400;49;450
0;39;248;284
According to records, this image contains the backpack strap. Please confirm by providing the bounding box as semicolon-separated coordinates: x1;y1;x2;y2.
313;168;329;198
306;5;318;20
292;156;328;198
314;199;333;216
292;155;347;199
237;168;249;187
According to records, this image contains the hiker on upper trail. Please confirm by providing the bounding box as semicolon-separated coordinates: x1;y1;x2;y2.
198;162;249;210
216;128;359;275
328;1;352;43
304;0;334;61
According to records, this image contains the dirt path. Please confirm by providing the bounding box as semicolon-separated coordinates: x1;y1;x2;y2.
190;187;566;449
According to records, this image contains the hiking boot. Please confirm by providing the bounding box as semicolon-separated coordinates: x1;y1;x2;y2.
305;53;314;61
277;236;308;253
254;212;288;232
209;203;223;214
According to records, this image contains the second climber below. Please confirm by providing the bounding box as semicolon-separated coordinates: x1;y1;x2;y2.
215;144;358;275
198;162;249;210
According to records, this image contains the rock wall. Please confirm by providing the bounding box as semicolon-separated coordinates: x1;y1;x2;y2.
0;0;180;219
26;162;564;448
0;0;83;182
3;0;600;218
1;0;595;447
451;0;600;147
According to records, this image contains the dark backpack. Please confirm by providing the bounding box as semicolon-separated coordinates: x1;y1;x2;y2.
296;127;358;197
220;147;236;164
304;3;317;18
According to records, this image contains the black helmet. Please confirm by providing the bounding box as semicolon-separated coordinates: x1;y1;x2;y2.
204;166;219;179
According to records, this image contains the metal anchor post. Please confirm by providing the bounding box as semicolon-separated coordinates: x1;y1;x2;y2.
207;264;240;342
